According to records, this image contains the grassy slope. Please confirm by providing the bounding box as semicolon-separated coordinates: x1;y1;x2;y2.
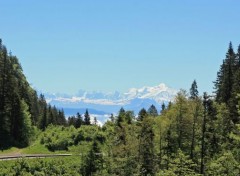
0;125;101;155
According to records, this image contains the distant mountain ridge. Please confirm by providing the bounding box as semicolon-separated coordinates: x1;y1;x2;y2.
43;83;178;116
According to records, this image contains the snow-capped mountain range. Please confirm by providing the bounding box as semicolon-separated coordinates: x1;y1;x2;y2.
43;83;178;118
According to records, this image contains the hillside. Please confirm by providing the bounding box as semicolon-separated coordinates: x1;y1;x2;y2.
0;39;240;175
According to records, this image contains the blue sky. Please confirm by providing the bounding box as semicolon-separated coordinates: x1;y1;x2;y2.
0;1;240;94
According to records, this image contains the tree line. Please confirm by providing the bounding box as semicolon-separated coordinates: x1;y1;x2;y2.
0;39;240;175
0;39;66;148
79;42;240;175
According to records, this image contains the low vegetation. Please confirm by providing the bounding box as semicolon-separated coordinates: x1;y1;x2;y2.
0;40;240;175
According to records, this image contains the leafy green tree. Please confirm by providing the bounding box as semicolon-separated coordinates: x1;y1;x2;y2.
165;149;199;176
18;100;33;146
175;90;190;151
189;96;202;160
207;152;240;176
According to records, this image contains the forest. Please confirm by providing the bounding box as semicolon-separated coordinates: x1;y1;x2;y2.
0;39;240;175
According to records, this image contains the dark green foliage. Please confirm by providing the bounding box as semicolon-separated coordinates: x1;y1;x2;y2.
0;39;240;175
175;90;190;151
161;103;166;113
190;80;198;99
109;113;115;122
148;104;158;117
84;109;91;125
214;42;240;123
80;140;104;176
116;107;125;126
0;39;66;148
189;93;202;160
125;110;134;124
138;108;148;121
38;97;66;130
0;40;35;147
139;117;156;175
40;105;48;130
76;112;83;128
115;109;134;125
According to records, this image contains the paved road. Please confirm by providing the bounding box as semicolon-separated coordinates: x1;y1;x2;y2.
0;154;72;161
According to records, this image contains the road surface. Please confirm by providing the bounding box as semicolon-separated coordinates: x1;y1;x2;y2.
0;154;72;161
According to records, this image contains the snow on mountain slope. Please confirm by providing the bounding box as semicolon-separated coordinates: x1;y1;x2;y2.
44;83;178;114
123;83;177;102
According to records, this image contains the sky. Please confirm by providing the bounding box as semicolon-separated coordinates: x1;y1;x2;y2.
0;0;240;94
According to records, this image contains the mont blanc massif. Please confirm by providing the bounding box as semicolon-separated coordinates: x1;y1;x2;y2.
44;83;177;123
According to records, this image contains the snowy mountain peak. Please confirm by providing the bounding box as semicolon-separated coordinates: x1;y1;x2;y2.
124;83;177;103
44;83;178;114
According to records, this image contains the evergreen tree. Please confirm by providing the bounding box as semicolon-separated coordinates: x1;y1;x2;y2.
0;39;68;148
190;80;198;99
139;117;156;175
204;98;219;158
75;112;82;128
163;124;178;170
84;109;91;125
189;80;201;159
161;103;166;113
68;116;76;127
125;111;134;124
110;113;115;122
148;104;158;117
48;105;55;125
214;43;239;124
57;109;66;126
175;90;189;151
28;90;39;126
18;100;33;146
116;107;125;127
164;149;198;176
0;44;9;145
200;92;208;174
40;105;47;130
138;108;148;121
81;140;103;175
167;101;172;110
94;117;97;125
190;97;202;160
207;152;240;176
214;43;235;103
